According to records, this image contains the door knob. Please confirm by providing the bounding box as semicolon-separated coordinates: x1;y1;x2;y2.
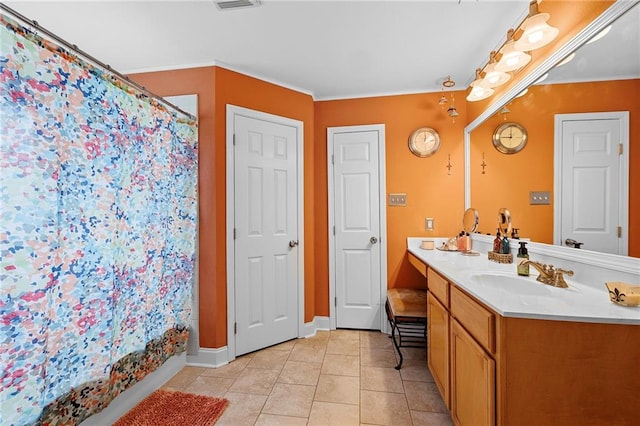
370;236;378;244
564;238;583;249
289;240;299;248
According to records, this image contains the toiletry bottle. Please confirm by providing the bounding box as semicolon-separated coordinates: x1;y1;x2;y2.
465;232;471;251
517;241;529;276
501;233;510;254
493;230;501;253
457;231;464;251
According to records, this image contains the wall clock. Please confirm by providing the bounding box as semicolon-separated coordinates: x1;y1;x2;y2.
408;127;440;157
492;122;528;154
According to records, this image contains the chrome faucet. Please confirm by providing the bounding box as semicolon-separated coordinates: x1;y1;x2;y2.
522;260;574;288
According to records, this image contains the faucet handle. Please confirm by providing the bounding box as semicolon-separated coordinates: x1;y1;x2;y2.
556;268;574;277
551;268;574;288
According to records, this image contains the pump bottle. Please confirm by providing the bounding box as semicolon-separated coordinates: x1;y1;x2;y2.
517;241;529;276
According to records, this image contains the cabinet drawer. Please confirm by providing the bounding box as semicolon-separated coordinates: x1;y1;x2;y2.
427;268;449;307
408;252;427;278
450;286;495;354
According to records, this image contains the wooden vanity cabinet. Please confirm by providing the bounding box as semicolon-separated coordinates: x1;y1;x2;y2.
427;292;449;407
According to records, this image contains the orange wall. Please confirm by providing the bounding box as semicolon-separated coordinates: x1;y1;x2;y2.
471;79;640;257
131;66;315;348
314;93;466;315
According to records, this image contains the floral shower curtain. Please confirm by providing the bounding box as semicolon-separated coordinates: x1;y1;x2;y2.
0;13;198;425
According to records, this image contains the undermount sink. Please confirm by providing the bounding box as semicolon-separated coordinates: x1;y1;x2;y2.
468;272;557;296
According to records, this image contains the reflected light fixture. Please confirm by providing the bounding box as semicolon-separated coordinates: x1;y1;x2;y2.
495;29;532;72
514;0;559;51
555;52;575;67
586;25;611;44
439;76;460;122
466;68;494;102
482;51;512;88
515;88;529;98
534;72;549;84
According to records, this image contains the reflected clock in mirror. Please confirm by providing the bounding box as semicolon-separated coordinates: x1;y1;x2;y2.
492;122;527;154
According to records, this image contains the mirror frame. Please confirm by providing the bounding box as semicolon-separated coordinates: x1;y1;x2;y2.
462;1;640;271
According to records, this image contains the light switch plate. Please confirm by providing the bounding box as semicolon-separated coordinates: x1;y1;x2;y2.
388;193;407;206
425;218;434;230
530;191;551;205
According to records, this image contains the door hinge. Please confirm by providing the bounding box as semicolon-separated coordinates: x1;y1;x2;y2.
617;226;622;238
234;322;237;335
333;226;335;235
331;154;335;165
233;134;236;146
334;297;337;307
233;228;237;240
618;143;623;155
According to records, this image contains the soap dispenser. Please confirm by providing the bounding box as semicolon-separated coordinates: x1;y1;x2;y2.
493;230;501;253
517;241;529;276
501;233;510;254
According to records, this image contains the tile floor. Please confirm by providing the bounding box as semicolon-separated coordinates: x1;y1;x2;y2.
163;330;453;426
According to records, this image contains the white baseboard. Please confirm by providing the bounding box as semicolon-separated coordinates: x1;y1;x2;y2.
80;353;186;425
302;316;331;337
186;346;229;368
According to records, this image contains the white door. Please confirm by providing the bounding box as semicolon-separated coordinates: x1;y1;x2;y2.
329;125;386;330
555;112;629;255
232;110;300;355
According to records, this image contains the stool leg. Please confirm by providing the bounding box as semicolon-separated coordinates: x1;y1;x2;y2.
385;300;403;369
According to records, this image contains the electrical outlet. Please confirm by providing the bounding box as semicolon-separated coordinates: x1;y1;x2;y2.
530;191;551;205
388;193;407;206
425;217;434;230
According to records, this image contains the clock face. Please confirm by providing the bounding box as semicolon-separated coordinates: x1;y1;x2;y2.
409;127;440;157
493;122;528;154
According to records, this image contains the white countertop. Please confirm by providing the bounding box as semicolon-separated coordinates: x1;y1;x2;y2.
408;237;640;325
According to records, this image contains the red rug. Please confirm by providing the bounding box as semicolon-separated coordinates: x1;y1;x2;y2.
114;389;229;426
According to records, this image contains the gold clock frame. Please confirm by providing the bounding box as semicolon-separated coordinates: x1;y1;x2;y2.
408;127;440;158
492;122;528;154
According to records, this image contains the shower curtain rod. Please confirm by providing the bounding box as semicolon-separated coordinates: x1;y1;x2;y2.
0;3;196;121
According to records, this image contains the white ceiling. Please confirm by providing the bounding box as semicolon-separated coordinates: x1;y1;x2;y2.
4;0;533;100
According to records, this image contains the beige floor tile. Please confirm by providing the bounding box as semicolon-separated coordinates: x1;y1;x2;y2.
327;338;360;355
399;364;435;382
360;366;404;393
359;331;393;349
314;374;360;405
308;401;360;426
400;347;427;360
183;375;235;397
411;410;454;426
265;339;297;352
247;349;290;370
254;414;309;425
278;360;322;386
290;343;326;363
262;383;315;417
216;392;267;426
360;390;412;426
331;329;361;340
228;367;279;395
403;381;448;413
163;366;204;389
200;356;251;378
360;347;398;368
321;354;360;376
160;385;182;392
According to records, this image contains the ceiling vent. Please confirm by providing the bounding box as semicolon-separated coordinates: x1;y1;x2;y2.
215;0;261;11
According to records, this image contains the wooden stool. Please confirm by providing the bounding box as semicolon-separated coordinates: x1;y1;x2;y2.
385;288;427;369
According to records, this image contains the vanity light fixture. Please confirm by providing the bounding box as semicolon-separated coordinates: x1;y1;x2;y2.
513;0;559;51
495;29;532;72
499;105;510;120
466;68;495;102
483;51;512;88
446;154;453;175
481;152;487;174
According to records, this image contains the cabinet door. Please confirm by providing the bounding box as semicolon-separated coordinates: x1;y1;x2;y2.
427;292;450;408
450;319;495;426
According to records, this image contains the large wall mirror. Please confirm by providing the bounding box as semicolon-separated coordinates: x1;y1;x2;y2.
464;1;639;259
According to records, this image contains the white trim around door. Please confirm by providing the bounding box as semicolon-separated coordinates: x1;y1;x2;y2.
226;105;305;361
327;124;387;331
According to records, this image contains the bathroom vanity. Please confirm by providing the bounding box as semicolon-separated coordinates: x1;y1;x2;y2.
408;238;640;426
